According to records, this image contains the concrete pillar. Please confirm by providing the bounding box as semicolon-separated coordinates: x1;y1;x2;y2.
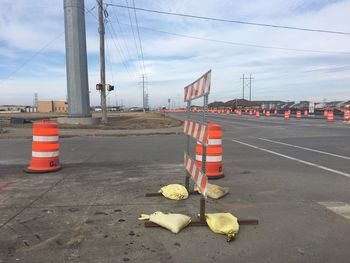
63;0;91;117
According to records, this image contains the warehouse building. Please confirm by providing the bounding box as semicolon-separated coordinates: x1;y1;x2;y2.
37;101;68;113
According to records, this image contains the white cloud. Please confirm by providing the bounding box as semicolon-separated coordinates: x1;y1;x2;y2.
0;0;349;107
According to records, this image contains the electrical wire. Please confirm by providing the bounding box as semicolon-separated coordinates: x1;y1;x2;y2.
110;21;350;55
106;22;139;80
132;0;146;76
0;5;98;86
87;3;139;80
105;37;116;86
108;6;137;72
106;3;350;36
0;32;64;85
125;0;143;75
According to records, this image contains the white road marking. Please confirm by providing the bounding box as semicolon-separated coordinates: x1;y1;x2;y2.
258;137;350;160
318;202;350;220
231;139;350;179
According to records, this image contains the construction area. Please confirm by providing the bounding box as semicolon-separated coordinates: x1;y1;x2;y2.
1;109;350;262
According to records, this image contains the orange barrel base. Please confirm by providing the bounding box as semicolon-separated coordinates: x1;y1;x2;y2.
195;122;224;179
24;165;62;174
25;120;61;174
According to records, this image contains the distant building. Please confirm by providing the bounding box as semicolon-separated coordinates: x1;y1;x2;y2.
341;100;350;109
0;105;26;113
208;101;226;108
37;101;68;113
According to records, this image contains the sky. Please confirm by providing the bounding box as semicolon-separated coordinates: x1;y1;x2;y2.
0;0;349;108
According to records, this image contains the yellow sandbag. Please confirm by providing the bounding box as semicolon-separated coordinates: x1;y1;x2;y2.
205;213;239;241
138;211;191;234
159;184;189;200
195;183;229;199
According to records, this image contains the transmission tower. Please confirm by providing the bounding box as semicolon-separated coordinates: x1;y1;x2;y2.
33;93;38;107
240;74;254;101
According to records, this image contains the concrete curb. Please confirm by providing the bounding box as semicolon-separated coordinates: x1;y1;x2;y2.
0;127;183;140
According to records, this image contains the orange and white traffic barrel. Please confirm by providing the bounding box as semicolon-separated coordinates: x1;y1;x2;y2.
265;110;270;117
304;109;308;116
296;110;301;119
256;111;260;118
284;111;289;120
25;120;61;173
344;110;350;122
196;122;223;179
324;109;328;117
327;110;334;122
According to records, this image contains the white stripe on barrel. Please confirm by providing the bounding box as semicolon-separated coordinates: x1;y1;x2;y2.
32;151;59;158
33;136;59;142
196;155;222;162
207;139;221;145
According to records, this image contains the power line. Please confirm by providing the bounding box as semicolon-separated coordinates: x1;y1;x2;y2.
0;5;97;86
105;36;116;85
110;21;350;55
105;22;139;80
87;4;138;80
106;3;350;36
131;0;146;76
124;0;143;75
107;5;137;72
0;32;64;85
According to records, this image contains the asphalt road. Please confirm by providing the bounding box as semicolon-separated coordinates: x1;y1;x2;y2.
0;113;350;262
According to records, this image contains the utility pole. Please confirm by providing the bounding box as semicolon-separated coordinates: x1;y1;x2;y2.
241;74;245;100
249;73;254;101
142;74;145;112
63;0;91;118
240;74;254;101
98;0;108;123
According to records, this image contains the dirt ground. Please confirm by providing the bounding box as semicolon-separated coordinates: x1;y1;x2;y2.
0;112;182;130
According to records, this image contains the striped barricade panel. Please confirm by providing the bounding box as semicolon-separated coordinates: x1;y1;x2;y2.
184;153;208;198
183;120;209;145
184;70;211;102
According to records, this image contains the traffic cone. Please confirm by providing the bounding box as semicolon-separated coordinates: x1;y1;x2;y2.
324;109;328;117
344;110;350;123
327;110;334;122
284;111;289;120
25;120;61;173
